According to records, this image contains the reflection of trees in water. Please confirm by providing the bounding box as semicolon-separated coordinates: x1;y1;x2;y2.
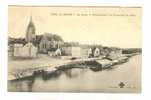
41;67;87;80
42;70;62;81
9;66;97;92
64;68;86;78
26;77;35;92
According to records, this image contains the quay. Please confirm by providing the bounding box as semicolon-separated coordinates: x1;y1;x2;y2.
8;57;103;81
8;54;132;81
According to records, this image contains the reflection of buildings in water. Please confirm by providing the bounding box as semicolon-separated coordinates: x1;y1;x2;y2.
26;78;35;92
12;81;24;91
8;55;141;92
10;79;35;92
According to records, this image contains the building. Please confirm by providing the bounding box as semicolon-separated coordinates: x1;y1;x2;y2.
80;47;91;58
55;48;62;56
93;48;100;57
39;33;51;53
39;33;61;53
13;43;23;57
13;43;38;58
108;49;123;60
101;47;111;56
88;48;93;57
48;48;62;56
62;46;81;57
25;16;36;43
8;44;14;56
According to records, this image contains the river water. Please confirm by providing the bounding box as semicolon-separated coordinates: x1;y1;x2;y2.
8;55;141;92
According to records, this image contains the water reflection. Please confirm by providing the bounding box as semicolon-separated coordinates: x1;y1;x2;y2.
26;78;35;92
8;67;89;92
8;55;141;92
42;70;62;81
64;68;86;78
8;77;35;92
42;67;87;80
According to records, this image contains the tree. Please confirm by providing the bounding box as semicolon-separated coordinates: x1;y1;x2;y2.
53;34;63;41
41;33;63;42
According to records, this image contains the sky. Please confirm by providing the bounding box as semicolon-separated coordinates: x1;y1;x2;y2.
8;6;142;48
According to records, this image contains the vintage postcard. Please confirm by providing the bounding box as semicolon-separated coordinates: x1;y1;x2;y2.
8;6;142;92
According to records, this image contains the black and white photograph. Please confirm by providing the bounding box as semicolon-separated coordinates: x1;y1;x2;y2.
7;6;142;92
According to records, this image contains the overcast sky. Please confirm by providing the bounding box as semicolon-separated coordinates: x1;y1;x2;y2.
8;6;141;48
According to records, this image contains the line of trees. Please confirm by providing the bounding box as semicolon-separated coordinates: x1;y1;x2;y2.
122;48;142;54
8;33;64;45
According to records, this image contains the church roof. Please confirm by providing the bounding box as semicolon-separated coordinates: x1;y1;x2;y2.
27;16;35;29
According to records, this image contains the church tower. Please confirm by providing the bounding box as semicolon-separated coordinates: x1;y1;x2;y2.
26;16;36;43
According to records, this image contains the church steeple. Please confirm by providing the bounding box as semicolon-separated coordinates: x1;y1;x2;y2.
26;15;36;43
30;15;32;22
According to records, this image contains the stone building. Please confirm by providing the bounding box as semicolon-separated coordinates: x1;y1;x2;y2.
39;33;61;53
25;16;36;43
39;34;51;53
62;46;81;57
13;43;38;58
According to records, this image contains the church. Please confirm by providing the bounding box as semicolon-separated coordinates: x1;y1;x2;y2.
25;16;63;54
26;16;36;43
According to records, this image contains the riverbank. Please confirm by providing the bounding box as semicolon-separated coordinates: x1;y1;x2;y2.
8;54;141;92
8;53;139;81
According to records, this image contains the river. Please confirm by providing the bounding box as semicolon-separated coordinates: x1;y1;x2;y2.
8;55;141;92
